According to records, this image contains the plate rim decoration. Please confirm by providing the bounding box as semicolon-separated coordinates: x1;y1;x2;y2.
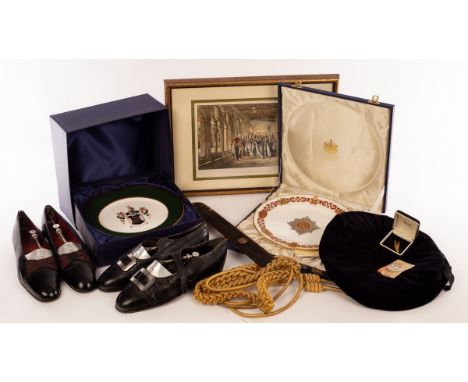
83;185;184;237
253;194;346;250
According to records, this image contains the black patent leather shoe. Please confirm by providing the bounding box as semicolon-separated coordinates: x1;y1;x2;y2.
98;222;209;292
115;238;227;313
13;211;60;301
42;205;97;292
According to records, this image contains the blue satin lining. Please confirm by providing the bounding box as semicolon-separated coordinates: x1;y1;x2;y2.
65;111;199;266
67;113;172;186
73;176;200;266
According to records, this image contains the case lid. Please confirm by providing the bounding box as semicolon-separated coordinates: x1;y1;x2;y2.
278;84;394;212
50;94;174;188
392;210;420;242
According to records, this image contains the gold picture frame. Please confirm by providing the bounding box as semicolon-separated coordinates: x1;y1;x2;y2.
165;74;339;196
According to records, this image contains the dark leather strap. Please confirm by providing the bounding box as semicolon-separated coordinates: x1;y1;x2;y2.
170;250;187;293
194;202;274;266
193;202;327;277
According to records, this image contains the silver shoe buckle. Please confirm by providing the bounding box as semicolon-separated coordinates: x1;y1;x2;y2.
117;253;137;272
130;268;155;291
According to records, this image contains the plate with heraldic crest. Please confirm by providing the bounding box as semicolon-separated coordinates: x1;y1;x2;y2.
253;195;346;250
84;185;184;236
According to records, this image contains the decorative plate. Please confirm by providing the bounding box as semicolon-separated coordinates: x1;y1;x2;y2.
253;195;346;250
83;185;184;236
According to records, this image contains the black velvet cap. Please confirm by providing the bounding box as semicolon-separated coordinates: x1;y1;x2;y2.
320;212;454;311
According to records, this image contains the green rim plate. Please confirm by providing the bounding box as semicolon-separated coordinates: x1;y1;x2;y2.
83;185;184;237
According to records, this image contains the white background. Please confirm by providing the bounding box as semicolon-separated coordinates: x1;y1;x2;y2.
1;59;467;322
2;1;468;381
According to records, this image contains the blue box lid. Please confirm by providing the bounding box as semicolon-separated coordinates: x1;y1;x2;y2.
50;93;174;222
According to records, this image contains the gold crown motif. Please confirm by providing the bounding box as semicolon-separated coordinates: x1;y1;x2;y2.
323;139;338;154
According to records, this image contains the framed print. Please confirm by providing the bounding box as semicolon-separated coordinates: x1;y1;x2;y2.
165;74;339;196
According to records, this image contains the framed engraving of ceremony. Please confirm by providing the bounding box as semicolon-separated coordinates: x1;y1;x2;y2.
164;74;339;196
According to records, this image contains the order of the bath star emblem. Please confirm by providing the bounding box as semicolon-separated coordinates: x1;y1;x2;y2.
287;216;319;235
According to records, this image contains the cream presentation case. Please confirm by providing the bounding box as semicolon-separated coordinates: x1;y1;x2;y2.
238;83;394;271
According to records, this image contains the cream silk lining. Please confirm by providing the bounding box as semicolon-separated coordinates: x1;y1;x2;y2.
238;87;391;269
281;87;390;211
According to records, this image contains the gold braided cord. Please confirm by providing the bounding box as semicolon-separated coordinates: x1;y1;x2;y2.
194;256;340;318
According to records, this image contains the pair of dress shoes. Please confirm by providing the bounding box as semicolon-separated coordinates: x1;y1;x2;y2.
98;222;227;313
13;206;96;302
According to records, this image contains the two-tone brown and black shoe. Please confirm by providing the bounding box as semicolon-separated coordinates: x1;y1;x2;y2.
42;205;96;292
13;211;60;302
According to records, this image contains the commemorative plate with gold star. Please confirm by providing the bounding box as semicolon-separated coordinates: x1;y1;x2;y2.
253;195;346;250
83;185;184;237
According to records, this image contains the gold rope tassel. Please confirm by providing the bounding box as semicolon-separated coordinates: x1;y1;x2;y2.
194;256;340;318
